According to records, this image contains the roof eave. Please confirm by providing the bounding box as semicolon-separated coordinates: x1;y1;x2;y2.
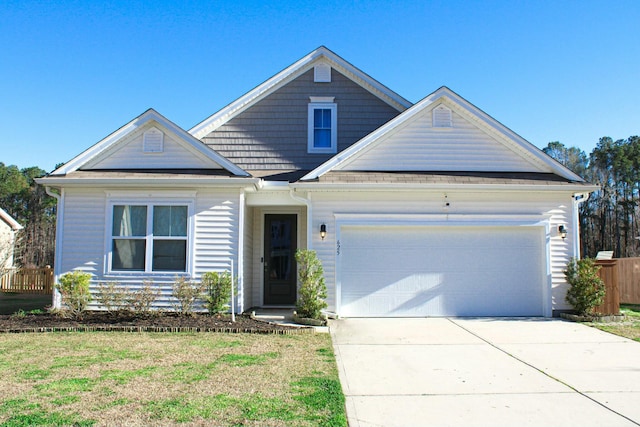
290;182;600;193
36;176;260;188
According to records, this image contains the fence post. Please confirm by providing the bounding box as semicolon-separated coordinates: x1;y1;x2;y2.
594;260;620;315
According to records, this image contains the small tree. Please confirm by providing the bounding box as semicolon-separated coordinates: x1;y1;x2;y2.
295;250;327;320
564;257;606;315
56;271;92;318
171;276;204;316
202;271;233;315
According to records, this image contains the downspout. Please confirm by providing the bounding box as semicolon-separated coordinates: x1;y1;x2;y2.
572;193;589;259
289;189;312;251
237;189;246;314
45;186;63;309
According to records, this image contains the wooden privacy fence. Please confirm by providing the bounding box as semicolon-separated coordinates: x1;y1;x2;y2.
616;257;640;304
594;260;620;315
0;267;54;294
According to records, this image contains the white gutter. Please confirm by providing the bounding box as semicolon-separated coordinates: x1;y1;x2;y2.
291;182;600;193
289;189;313;251
37;177;261;187
572;192;590;259
45;186;63;309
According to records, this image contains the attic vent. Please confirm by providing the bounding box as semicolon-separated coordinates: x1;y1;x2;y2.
433;105;453;128
143;127;164;153
314;63;332;82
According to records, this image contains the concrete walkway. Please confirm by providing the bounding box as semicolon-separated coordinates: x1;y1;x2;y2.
330;318;640;427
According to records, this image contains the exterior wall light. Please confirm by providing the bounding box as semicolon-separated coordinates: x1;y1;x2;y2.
320;224;327;240
558;225;567;239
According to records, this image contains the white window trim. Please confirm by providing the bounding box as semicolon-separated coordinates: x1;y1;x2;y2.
308;102;337;154
105;198;194;276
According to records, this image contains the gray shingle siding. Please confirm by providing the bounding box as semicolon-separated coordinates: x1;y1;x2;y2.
202;68;401;171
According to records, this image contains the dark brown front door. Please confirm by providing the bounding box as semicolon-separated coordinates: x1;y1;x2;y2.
264;214;297;305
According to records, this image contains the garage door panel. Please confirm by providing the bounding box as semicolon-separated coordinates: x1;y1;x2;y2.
339;225;545;317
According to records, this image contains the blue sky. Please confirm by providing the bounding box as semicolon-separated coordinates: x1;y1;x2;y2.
1;0;638;173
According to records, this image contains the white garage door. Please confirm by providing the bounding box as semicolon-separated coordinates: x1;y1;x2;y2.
339;225;546;317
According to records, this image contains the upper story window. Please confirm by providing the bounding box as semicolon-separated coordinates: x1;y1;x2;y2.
110;203;190;273
308;97;337;153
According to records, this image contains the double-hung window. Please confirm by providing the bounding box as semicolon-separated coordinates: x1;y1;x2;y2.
110;203;190;272
308;97;337;153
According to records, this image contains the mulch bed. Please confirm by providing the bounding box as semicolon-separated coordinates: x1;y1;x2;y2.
0;311;310;334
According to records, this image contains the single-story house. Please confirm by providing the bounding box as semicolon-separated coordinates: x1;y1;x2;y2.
0;207;23;271
37;46;597;317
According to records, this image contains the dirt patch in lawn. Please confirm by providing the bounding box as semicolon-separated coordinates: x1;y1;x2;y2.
0;311;306;334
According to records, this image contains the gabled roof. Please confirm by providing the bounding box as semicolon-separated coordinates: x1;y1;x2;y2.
0;208;22;231
301;87;585;182
189;46;412;139
51;109;249;177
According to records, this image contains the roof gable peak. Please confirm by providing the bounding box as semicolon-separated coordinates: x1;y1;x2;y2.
302;86;584;182
189;46;412;139
51;109;248;177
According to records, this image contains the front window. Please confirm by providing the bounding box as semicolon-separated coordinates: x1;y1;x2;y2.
110;204;189;272
308;102;337;153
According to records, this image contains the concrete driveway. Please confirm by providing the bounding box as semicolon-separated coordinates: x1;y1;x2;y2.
330;318;640;427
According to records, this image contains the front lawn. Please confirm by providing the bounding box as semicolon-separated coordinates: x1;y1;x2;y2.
591;304;640;342
0;332;346;426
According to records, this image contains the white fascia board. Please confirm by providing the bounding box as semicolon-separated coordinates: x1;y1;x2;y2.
436;87;585;182
52;109;249;177
290;182;600;193
35;176;260;188
302;86;585;182
189;46;412;140
301;90;439;180
0;207;23;231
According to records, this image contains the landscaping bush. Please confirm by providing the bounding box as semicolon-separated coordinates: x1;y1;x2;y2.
126;280;160;316
202;271;234;314
96;281;127;314
564;257;606;315
295;249;327;320
56;271;92;318
171;276;204;315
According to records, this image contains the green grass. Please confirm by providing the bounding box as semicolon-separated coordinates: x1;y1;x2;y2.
591;304;640;342
0;332;346;426
621;304;640;318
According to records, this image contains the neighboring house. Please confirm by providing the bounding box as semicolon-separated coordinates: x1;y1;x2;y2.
37;46;597;317
0;208;23;271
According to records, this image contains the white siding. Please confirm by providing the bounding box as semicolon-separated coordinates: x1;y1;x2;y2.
0;220;17;269
57;187;242;310
193;189;240;276
85;125;222;170
339;109;542;172
59;188;107;275
243;206;254;311
309;190;575;314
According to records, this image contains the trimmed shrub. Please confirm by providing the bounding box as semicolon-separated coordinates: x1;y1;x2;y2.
295;249;327;320
564;257;606;315
171;276;204;316
126;280;160;316
202;271;234;315
56;271;92;318
96;281;127;314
